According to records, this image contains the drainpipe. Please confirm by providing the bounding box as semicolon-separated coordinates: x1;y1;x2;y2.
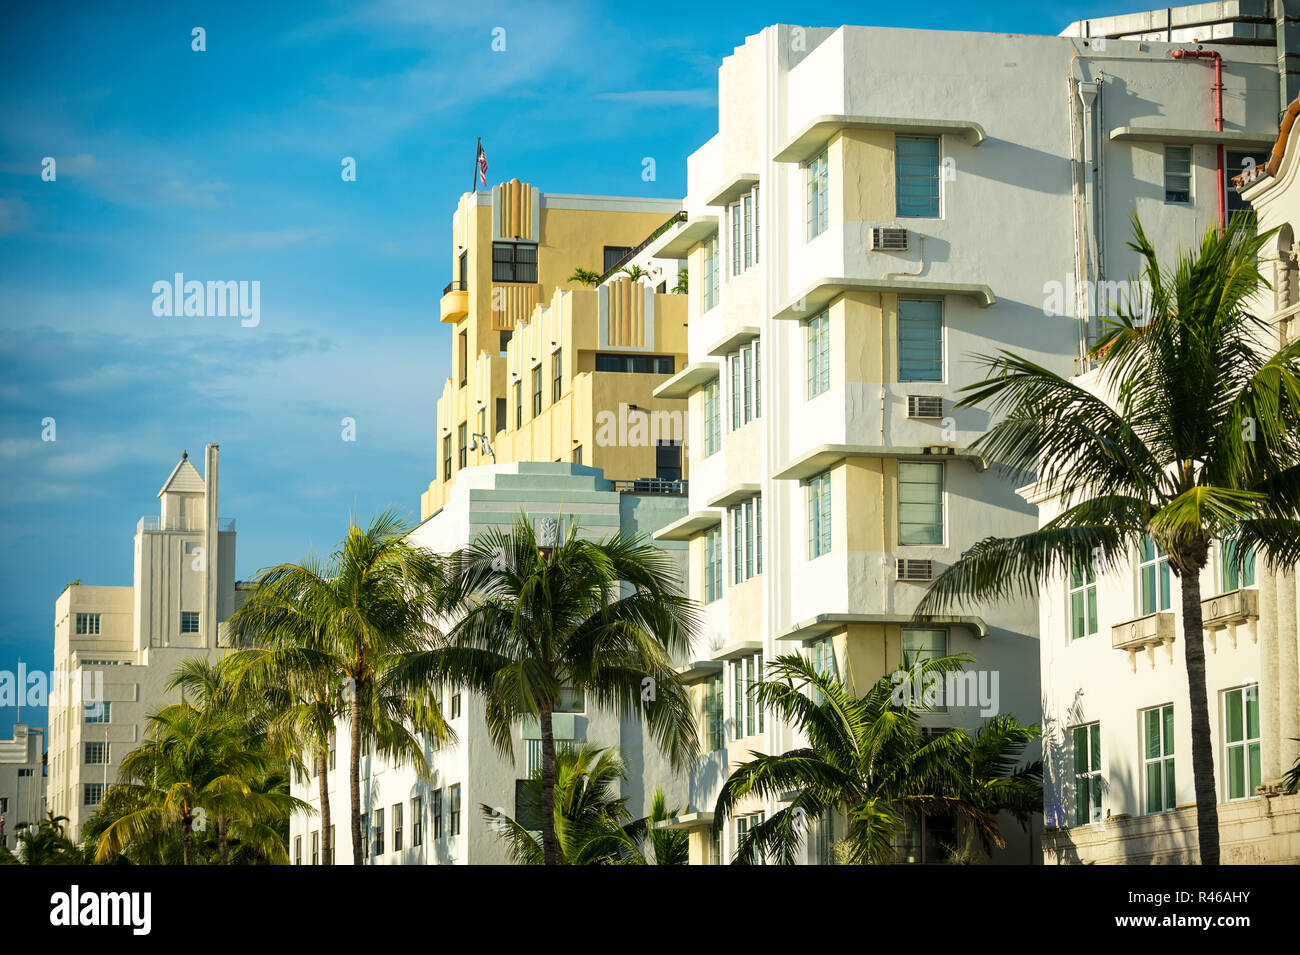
1172;48;1225;231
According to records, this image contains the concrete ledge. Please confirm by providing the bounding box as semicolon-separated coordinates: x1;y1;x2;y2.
775;114;987;163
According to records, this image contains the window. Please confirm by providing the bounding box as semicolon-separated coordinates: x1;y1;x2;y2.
311;830;320;865
730;651;763;739
458;423;467;470
372;808;384;855
593;353;674;374
458;249;467;288
702;234;720;311
1072;723;1102;826
806;149;829;238
1224;685;1261;800
805;311;830;397
655;439;682;482
458;330;468;386
492;241;537;283
896;135;940;217
704;525;723;603
807;470;832;559
552;350;563;402
728;340;761;429
443;434;452;481
449;784;462;836
85;701;110;724
728;186;760;275
514;381;523;428
556;684;586;713
532;366;542;416
703;379;721;457
1142;704;1176;814
180;611;199;634
392;802;403;851
603;245;631;273
1226;150;1263;218
1221;539;1256;592
84;783;104;807
898;299;942;381
84;742;108;764
730;496;763;584
898;462;943;546
809;636;837;705
295;836;302;865
705;673;726;751
1069;559;1098;640
75;613;101;635
1164;145;1192;203
450;692;462;720
328;825;335;864
902;629;948;711
495;396;506;432
572;445;582;465
412;796;423;847
432;789;443;839
1139;536;1172;614
735;812;765;864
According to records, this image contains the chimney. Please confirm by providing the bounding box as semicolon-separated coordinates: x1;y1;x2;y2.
203;444;219;649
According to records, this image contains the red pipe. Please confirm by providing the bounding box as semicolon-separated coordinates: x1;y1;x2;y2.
1172;49;1225;230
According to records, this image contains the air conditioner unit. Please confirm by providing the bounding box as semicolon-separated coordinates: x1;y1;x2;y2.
896;558;934;581
870;227;909;252
907;394;943;419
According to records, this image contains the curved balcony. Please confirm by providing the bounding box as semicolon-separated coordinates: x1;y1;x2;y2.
440;281;468;323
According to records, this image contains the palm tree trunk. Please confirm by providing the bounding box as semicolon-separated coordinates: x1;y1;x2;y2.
218;815;229;865
539;703;559;865
318;748;332;865
1180;564;1221;864
350;690;364;865
182;816;193;866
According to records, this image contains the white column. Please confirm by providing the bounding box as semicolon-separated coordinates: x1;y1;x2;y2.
1278;569;1300;781
1259;571;1281;780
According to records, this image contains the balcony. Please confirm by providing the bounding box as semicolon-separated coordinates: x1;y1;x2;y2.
440;281;469;324
1202;587;1259;651
611;478;688;496
137;516;236;534
1112;612;1175;671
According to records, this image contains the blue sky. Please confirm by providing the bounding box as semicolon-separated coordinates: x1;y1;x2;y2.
0;0;1138;737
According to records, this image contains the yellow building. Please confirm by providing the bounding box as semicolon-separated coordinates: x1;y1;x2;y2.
424;180;691;519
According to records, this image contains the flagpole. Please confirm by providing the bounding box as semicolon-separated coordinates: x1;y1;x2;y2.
474;138;481;196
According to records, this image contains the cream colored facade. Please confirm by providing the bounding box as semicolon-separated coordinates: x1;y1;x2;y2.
45;444;245;839
0;724;45;850
424;182;690;519
647;11;1284;863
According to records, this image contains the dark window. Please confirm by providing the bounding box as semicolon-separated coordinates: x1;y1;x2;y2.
499;329;512;355
603;245;632;272
443;434;452;480
458;423;467;469
656;281;667;293
594;353;674;374
495;397;506;433
552;351;563;402
493;242;538;283
515;381;523;428
458;250;467;288
656;440;682;482
1227;150;1264;219
532;367;542;416
573;445;583;465
459;331;468;386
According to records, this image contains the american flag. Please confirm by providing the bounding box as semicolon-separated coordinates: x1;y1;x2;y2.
476;139;488;187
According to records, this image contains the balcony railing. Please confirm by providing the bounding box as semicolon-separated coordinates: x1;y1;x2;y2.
597;211;688;284
612;478;688;495
442;280;467;295
138;516;236;533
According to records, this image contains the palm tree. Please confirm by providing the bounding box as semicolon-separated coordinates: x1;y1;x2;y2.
713;653;1042;864
397;516;699;865
228;510;450;865
671;271;689;295
567;268;602;287
95;702;275;865
2;812;80;864
917;212;1300;865
618;787;689;865
620;264;651;285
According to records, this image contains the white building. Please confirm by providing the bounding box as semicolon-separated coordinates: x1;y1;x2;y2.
288;462;692;865
46;444;245;840
1027;89;1300;865
640;4;1283;863
0;724;45;850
